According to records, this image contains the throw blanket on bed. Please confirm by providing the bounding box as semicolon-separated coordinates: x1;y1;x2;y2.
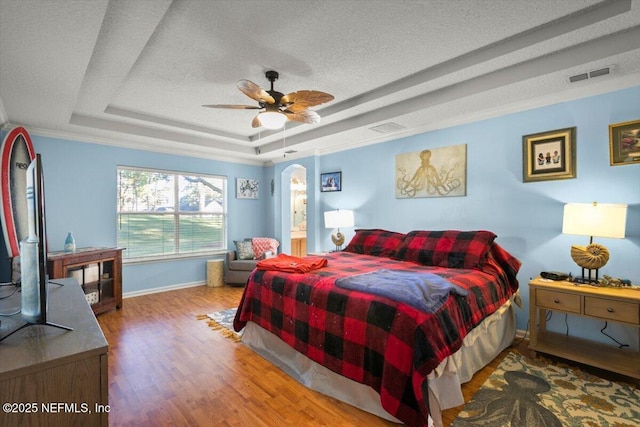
336;269;468;313
234;248;520;427
256;253;327;273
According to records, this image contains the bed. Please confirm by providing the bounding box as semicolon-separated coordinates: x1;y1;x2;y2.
233;229;521;427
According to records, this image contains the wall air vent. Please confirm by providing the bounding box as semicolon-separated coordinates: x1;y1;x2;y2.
568;66;612;83
369;122;406;134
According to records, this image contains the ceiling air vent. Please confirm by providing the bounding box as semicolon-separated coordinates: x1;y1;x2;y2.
569;73;589;83
369;122;405;134
568;66;612;83
589;67;610;78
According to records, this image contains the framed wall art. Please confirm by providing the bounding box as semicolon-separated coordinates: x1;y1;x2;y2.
609;119;640;166
320;172;341;192
395;144;466;198
236;178;259;199
522;127;576;182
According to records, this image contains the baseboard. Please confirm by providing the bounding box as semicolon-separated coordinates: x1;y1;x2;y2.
515;328;529;342
123;281;205;299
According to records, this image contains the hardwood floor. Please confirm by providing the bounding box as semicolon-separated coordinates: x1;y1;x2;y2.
97;284;629;426
99;285;396;426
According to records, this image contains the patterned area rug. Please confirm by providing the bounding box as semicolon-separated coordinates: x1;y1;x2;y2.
198;308;241;341
451;352;639;427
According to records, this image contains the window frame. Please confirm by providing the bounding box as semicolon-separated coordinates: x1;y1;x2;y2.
116;165;227;263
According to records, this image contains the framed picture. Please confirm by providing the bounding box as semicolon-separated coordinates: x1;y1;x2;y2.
236;178;259;199
522;127;576;182
395;144;466;198
609;119;640;166
320;172;341;192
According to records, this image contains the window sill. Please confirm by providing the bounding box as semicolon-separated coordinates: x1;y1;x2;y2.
122;250;228;265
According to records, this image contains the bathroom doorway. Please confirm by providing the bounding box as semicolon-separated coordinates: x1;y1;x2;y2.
290;166;307;257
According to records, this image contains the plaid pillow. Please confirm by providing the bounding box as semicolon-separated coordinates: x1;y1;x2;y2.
234;239;255;260
343;229;406;258
392;230;497;269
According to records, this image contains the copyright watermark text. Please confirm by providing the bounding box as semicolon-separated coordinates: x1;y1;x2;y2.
2;402;110;414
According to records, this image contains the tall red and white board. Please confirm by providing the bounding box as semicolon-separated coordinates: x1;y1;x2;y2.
1;126;36;257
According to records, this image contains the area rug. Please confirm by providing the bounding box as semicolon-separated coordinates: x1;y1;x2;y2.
197;308;241;341
451;351;639;427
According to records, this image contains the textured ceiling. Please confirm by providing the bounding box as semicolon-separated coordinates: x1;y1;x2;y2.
1;0;639;165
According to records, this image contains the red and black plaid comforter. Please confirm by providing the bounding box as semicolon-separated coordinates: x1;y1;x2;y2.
233;246;520;426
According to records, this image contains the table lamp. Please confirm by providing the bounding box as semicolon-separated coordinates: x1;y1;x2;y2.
324;209;354;251
562;202;627;283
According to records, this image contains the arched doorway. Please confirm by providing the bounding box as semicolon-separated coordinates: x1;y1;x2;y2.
280;164;306;256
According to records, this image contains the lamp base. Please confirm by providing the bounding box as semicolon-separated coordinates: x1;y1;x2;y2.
331;232;345;252
573;267;600;284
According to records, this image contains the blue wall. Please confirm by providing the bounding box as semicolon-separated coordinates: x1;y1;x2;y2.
312;86;640;348
0;136;272;294
1;86;638;347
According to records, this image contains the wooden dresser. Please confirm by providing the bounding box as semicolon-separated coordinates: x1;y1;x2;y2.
0;278;109;426
529;277;640;380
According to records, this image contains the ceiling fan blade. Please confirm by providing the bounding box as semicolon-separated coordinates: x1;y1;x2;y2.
251;115;261;128
281;103;308;113
237;80;275;104
202;104;261;109
284;110;321;124
280;90;334;109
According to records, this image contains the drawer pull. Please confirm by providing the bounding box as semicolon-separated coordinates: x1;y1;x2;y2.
607;307;614;313
554;299;560;304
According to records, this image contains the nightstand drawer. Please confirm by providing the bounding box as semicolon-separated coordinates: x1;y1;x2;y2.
536;289;581;313
584;297;639;325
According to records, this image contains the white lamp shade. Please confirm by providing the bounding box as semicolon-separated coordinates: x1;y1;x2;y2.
562;203;627;238
324;209;354;229
258;112;287;129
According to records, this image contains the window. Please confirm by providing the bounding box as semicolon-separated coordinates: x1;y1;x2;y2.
117;166;226;260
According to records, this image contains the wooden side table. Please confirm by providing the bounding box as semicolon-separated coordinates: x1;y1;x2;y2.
528;277;640;380
48;247;124;315
207;259;224;287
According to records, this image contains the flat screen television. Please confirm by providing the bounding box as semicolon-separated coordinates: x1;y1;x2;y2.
20;153;49;323
20;154;71;330
0;154;71;342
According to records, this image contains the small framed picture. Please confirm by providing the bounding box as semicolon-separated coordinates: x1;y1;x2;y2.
236;178;259;199
609;119;640;166
320;172;342;192
522;127;576;182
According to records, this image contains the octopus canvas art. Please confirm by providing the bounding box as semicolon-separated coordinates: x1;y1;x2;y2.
395;144;466;198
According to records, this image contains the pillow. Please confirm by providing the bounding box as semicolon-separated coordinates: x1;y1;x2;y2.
252;237;280;259
392;230;497;269
234;239;255;260
343;229;406;257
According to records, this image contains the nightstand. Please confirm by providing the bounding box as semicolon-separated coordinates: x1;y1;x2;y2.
529;277;640;379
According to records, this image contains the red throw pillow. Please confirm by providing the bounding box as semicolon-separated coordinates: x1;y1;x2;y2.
343;229;406;258
392;230;497;269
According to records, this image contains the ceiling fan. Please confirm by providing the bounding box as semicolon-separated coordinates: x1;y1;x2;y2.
203;70;334;129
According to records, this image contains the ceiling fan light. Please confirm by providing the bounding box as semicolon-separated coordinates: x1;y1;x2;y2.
258;112;287;129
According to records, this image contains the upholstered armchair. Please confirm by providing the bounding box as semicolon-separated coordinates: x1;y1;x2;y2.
224;237;279;286
224;250;258;286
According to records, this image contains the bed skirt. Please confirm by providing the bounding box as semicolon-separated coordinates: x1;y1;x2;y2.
241;297;516;426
